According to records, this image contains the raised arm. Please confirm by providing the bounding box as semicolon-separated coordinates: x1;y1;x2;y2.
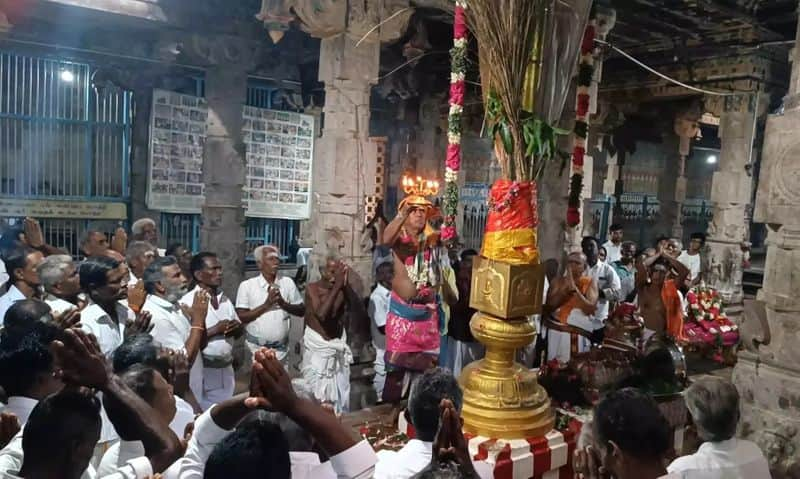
52;329;182;473
382;207;409;246
178;290;209;366
663;254;690;288
250;350;359;457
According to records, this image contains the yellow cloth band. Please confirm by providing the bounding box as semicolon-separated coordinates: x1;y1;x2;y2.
481;228;539;265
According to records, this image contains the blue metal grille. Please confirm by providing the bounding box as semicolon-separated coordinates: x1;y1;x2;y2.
3;217;125;258
245;218;298;262
0;52;132;200
160;213;201;253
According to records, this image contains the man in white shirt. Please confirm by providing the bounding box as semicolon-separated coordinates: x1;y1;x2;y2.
0;323;62;427
369;258;392;399
582;236;621;324
374;368;492;479
677;232;705;287
98;364;182;477
125;242;157;287
235;245;304;368
78;255;154;457
181;348;378;479
37;254;85;316
111;333;198;438
0;328;182;479
142;256;208;411
180;252;241;411
131;218;166;257
79;256;140;358
668;377;771;479
0;247;44;323
602;223;624;264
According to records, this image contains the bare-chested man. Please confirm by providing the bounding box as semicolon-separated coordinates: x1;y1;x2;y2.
301;256;365;413
636;246;690;342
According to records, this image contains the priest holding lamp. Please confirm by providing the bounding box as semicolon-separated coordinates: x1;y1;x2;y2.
380;174;457;403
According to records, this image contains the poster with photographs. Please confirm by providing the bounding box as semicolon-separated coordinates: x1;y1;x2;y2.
147;89;207;213
243;106;315;219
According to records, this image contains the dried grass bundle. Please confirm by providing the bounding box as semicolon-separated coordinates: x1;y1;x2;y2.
468;0;552;181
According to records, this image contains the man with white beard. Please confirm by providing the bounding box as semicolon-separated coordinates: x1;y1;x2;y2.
142;256;208;412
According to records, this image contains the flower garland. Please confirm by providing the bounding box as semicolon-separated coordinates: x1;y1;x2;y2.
566;13;597;227
442;0;467;243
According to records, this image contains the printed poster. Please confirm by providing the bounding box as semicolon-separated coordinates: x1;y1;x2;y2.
242;106;314;220
147;89;207;213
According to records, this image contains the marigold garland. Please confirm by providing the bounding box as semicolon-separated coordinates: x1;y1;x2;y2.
566;12;597;227
442;0;467;243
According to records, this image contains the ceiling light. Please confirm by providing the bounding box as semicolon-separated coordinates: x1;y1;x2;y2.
60;70;74;83
706;155;717;165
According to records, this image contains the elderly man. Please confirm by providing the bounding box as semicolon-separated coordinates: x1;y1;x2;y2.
301;256;365;413
37;254;84;315
668;377;770;478
131;217;165;256
235;245;304;367
180;252;241;410
125;241;157;286
0;247;44;322
545;252;599;362
445;249;484;376
142;256;208;411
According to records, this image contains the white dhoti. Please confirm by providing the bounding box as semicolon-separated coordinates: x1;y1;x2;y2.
373;347;386;399
198;358;235;411
300;328;353;413
547;309;603;363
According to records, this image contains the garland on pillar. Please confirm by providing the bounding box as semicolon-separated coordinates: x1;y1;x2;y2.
566;14;597;227
442;0;467;243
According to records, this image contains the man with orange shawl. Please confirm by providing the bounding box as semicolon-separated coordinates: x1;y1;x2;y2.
545;252;599;362
636;247;690;343
381;194;457;402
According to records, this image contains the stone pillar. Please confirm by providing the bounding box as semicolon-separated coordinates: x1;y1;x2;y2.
200;65;248;297
657;134;680;239
306;34;381;288
737;18;800;477
705;94;758;312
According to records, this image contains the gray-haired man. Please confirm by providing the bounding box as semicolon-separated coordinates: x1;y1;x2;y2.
668;377;770;478
235;245;304;367
37;254;84;316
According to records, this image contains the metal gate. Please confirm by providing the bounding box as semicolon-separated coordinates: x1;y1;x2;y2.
0;52;132;200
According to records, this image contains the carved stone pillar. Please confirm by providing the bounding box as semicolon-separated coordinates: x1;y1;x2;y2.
671;108;700;240
705;94;759;312
737;18;800;477
200;65;248;297
308;34;382;287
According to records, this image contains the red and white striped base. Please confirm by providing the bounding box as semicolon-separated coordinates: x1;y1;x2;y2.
398;414;577;479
